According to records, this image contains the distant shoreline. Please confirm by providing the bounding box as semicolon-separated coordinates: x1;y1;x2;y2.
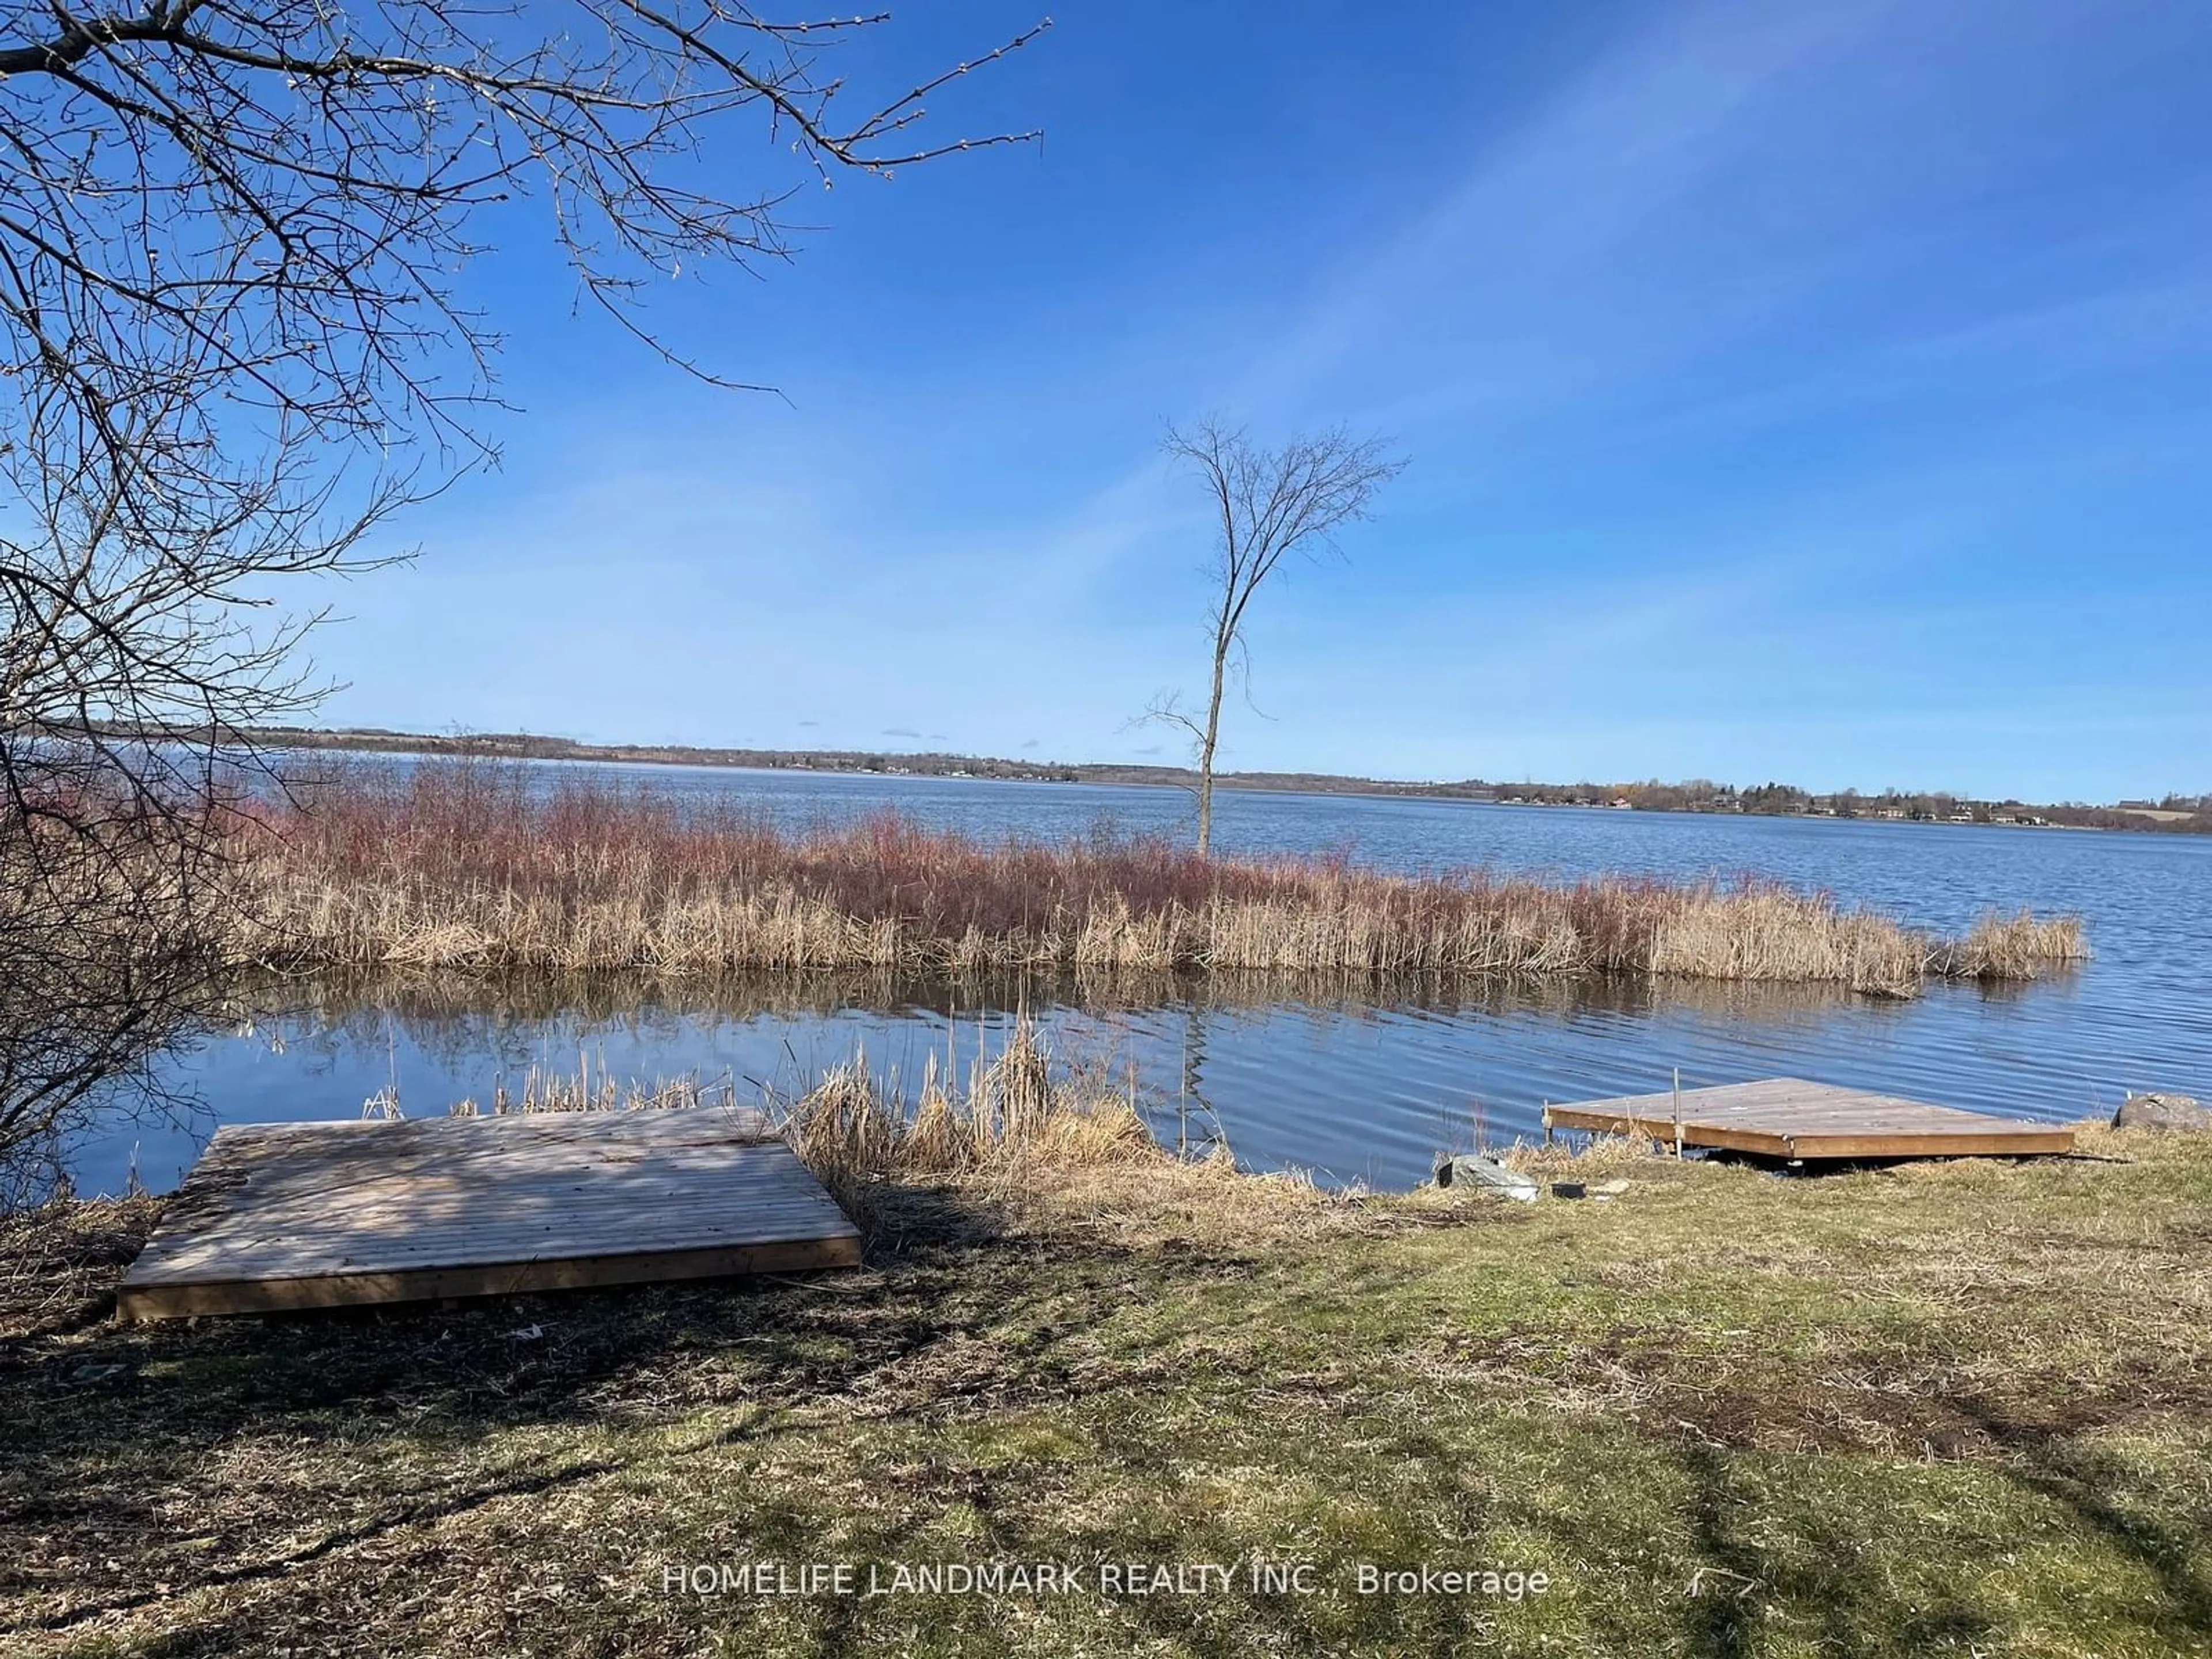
234;759;2090;987
240;724;2212;836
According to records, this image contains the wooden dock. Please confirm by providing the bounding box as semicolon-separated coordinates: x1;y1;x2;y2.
1542;1077;2075;1162
118;1106;861;1321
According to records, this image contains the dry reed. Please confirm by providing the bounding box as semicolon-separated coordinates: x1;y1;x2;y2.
764;1021;1356;1247
391;1014;1191;1225
770;1020;1165;1206
1929;910;2090;979
361;1059;736;1119
228;759;2089;994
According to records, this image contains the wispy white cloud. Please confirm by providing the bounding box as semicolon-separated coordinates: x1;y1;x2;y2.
1227;0;1905;419
310;0;2212;796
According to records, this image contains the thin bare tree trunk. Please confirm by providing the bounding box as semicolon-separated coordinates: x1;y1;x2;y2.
1198;628;1228;857
1148;419;1403;863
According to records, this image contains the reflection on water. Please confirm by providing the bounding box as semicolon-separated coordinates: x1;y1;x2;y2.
62;765;2212;1198
256;962;1901;1028
77;960;2103;1199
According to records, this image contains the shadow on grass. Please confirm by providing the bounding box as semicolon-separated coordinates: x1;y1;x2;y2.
1954;1392;2212;1649
1673;1443;1998;1659
0;1184;1048;1638
0;1183;1499;1657
6;1173;2212;1657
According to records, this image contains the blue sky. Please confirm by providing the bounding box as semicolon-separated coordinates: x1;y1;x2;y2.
310;0;2212;802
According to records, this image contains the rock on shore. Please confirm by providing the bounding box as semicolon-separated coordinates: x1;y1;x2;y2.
2113;1092;2212;1131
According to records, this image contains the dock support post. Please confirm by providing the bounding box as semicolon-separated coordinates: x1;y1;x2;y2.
1672;1067;1683;1158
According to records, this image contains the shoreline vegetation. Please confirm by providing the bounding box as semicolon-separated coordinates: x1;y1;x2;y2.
429;1020;1191;1212
218;722;2212;835
395;1021;1171;1213
228;760;2088;995
7;1077;2209;1654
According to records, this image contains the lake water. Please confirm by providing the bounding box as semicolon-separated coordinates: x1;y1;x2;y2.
74;762;2212;1195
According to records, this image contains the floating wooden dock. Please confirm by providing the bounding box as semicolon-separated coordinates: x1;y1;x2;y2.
118;1107;861;1321
1543;1077;2075;1162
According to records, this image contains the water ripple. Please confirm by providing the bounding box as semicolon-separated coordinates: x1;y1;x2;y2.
70;771;2212;1195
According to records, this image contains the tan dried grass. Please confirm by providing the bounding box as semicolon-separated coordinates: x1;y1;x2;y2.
226;760;2090;992
772;1018;1165;1207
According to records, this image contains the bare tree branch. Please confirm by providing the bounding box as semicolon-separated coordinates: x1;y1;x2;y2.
0;0;1047;1175
1150;417;1404;856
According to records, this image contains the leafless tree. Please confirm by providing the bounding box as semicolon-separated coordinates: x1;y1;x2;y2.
0;0;1044;1174
1143;418;1404;856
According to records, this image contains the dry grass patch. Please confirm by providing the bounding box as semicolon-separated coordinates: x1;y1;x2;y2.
1933;910;2093;979
772;1021;1156;1190
766;1019;1382;1252
5;1129;2212;1657
221;759;2089;993
0;1195;161;1340
1496;1130;1675;1180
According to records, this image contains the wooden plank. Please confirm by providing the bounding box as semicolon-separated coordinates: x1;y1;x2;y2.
116;1233;863;1321
1540;1078;2073;1161
1781;1128;2077;1159
118;1105;861;1319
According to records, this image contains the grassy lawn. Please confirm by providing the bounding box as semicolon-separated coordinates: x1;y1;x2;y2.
3;1128;2209;1657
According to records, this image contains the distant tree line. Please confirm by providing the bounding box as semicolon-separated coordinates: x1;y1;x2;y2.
227;728;1089;782
1467;778;2212;832
230;728;2212;834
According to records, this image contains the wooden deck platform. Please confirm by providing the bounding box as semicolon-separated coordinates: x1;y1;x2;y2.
1542;1078;2075;1161
118;1106;862;1321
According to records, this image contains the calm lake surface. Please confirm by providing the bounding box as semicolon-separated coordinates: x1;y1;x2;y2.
77;762;2212;1195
